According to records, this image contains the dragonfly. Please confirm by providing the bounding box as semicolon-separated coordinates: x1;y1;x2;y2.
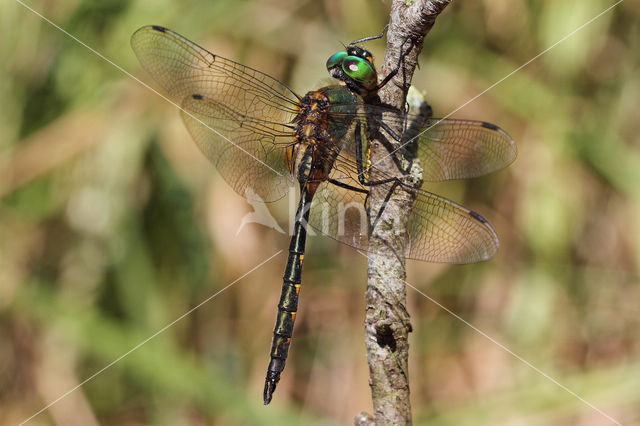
131;25;516;405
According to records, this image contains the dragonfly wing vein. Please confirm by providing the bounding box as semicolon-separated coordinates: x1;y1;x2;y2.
416;118;517;181
132;25;301;201
181;95;294;201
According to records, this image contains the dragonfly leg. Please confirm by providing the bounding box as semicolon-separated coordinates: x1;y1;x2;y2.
374;103;432;146
367;78;434;147
354;120;409;187
377;119;403;144
328;178;369;194
373;36;415;92
368;179;402;232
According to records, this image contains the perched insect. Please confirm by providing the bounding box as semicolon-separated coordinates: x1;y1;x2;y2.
131;25;516;404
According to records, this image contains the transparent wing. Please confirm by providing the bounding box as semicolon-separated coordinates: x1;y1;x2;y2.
309;148;500;263
343;105;517;181
415;118;517;181
131;25;300;201
405;186;499;262
181;94;295;201
308;181;370;253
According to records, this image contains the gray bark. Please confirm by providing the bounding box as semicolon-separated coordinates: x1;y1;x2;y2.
359;1;452;425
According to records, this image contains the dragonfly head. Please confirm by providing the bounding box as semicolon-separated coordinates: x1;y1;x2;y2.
326;45;378;95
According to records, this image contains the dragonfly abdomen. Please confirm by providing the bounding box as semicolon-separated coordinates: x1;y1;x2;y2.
264;187;312;405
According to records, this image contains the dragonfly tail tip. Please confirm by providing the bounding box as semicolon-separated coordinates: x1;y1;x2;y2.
263;380;276;405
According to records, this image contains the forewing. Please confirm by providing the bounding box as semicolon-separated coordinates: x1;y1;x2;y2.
181;94;295;201
131;25;299;201
360;105;516;182
414;118;516;181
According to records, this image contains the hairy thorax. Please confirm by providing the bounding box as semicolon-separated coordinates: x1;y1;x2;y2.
286;85;360;193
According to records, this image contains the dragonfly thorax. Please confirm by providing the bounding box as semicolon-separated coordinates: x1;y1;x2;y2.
288;87;360;191
293;91;331;146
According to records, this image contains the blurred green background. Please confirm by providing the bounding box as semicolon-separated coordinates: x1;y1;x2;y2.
1;0;639;424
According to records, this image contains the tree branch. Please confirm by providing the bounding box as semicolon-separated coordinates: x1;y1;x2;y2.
358;1;451;425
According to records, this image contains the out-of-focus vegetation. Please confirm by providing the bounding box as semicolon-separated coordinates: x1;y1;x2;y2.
1;0;639;424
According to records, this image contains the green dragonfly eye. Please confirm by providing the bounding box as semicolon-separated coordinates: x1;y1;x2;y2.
326;51;348;71
342;56;375;85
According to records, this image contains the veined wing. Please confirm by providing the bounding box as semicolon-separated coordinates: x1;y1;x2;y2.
414;118;516;181
309;149;499;263
181;93;296;201
405;186;498;262
331;105;517;182
131;25;300;201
